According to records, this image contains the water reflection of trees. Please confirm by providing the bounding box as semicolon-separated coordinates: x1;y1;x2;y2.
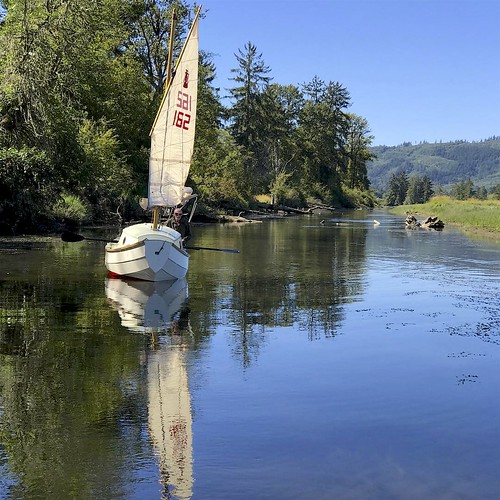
0;242;150;498
0;262;197;498
0;221;370;493
188;220;369;366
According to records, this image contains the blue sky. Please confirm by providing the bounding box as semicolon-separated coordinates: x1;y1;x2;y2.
200;0;500;146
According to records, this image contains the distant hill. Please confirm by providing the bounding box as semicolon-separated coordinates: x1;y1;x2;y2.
367;137;500;195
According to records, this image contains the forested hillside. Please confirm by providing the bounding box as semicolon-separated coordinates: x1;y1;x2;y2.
367;138;500;195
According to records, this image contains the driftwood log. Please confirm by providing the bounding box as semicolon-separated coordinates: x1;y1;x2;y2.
215;214;261;223
405;213;445;230
422;216;445;229
253;203;313;215
307;203;337;212
193;201;337;224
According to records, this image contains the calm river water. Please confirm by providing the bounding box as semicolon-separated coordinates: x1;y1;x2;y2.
0;210;499;499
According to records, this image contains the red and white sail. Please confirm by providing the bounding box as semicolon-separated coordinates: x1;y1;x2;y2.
148;12;199;208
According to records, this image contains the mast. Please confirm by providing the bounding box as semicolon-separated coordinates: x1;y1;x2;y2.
150;6;202;136
152;9;177;230
149;6;201;230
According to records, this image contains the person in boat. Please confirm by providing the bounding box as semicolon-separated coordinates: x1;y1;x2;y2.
168;208;192;244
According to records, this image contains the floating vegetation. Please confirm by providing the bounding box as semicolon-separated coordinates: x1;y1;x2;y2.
456;374;479;385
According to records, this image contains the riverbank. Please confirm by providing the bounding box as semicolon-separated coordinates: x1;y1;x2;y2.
391;196;500;241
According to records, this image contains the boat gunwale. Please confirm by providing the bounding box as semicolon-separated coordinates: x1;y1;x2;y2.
105;238;189;258
105;240;145;253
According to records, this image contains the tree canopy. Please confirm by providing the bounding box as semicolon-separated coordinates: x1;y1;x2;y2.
0;0;375;233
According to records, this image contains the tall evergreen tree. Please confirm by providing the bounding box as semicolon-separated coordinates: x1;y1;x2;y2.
450;179;474;200
345;113;373;190
386;170;409;206
261;83;303;199
227;41;272;192
297;77;351;197
190;52;249;204
421;175;434;202
404;175;423;204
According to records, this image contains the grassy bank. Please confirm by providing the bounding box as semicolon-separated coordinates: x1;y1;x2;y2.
391;196;500;238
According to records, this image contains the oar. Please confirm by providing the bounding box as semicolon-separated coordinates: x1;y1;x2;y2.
61;232;238;253
185;245;240;254
61;231;117;243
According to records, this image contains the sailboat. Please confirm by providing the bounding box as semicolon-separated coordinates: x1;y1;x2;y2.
105;8;201;282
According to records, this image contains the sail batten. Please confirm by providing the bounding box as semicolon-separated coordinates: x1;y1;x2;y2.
148;11;200;209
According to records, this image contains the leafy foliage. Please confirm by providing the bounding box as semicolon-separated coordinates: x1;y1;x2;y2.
0;0;147;229
0;1;376;233
76;119;135;220
385;170;409;206
0;147;59;233
51;193;90;222
404;174;433;204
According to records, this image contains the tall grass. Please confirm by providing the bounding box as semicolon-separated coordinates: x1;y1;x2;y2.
51;194;90;222
392;196;500;233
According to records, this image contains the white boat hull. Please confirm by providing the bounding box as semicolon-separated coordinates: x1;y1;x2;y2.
105;223;189;281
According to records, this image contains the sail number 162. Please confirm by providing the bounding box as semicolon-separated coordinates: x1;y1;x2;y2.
173;91;192;130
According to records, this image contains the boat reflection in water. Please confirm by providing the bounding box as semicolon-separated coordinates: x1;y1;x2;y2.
105;277;189;332
105;277;193;499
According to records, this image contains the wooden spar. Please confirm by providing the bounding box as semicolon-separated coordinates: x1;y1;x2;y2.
150;5;202;136
166;9;176;89
152;205;160;229
152;9;177;230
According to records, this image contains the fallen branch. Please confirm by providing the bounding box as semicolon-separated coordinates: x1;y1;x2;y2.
215;214;261;223
275;204;312;214
307;203;337;212
405;213;445;230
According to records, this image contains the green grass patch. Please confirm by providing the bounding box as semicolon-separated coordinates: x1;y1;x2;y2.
51;194;90;222
392;196;500;234
255;194;273;204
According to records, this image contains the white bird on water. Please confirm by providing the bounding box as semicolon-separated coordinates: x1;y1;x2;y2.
373;220;380;225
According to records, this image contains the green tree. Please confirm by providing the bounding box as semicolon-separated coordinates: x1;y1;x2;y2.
476;186;488;200
297;77;351;199
129;0;193;99
404;174;423;204
403;174;433;204
261;83;303;202
190;52;250;205
450;179;474;200
345;113;373;190
421;175;434;202
0;0;152;227
0;147;57;232
227;41;272;192
77;119;134;221
386;170;409;206
434;184;447;196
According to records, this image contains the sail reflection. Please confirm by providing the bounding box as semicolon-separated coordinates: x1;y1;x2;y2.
105;277;193;499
